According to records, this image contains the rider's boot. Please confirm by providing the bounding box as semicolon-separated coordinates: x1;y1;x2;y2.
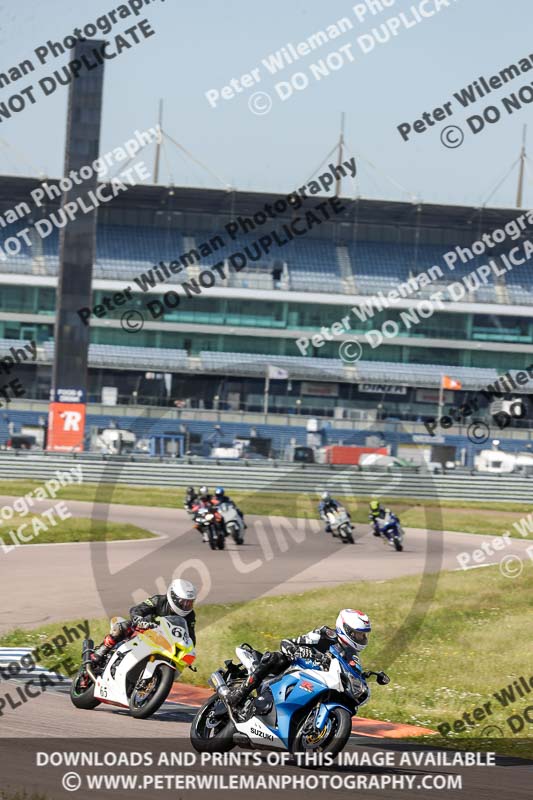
91;634;116;665
226;674;257;708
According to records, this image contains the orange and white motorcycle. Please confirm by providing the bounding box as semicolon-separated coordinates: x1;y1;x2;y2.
70;615;196;719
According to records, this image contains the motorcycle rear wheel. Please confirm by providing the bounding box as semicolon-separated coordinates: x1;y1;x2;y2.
292;706;351;758
70;672;101;710
190;694;235;753
129;663;174;719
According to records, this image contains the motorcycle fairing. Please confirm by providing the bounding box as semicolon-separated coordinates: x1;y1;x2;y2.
93;618;193;706
252;660;340;747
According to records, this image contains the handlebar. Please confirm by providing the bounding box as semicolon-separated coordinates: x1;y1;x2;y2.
362;670;390;685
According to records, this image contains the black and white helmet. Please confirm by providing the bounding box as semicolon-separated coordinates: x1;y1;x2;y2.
167;579;197;616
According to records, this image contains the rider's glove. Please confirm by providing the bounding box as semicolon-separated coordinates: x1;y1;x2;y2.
316;653;331;668
132;617;157;630
293;646;315;661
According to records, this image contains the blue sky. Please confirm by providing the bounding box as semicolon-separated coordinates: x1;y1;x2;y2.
1;0;532;208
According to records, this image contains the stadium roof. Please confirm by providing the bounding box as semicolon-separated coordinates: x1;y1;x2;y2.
0;175;525;234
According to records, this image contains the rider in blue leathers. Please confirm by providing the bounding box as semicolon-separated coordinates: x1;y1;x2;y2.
318;492;348;533
214;487;246;528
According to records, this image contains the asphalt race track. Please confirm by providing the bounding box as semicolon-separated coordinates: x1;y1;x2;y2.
1;496;531;634
1;496;532;798
0;688;531;800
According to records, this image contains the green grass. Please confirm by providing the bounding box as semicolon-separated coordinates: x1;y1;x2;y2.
0;515;155;545
0;480;530;537
3;565;531;758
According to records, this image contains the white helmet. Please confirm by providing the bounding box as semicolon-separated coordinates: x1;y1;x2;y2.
167;578;197;616
336;609;371;653
321;491;331;501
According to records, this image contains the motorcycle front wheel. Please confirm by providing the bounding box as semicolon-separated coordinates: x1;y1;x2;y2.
292;706;352;758
228;524;243;545
129;663;175;719
394;537;403;551
70;671;101;710
190;694;235;753
216;527;225;550
208;525;217;550
340;524;354;544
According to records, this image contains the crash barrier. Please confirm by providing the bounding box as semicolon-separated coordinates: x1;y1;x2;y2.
0;452;530;502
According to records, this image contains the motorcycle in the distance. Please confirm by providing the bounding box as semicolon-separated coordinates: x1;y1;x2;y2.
194;505;226;550
374;510;404;552
325;507;354;544
70;616;196;719
190;642;389;758
218;501;245;545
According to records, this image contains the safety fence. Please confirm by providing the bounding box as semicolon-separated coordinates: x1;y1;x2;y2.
0;453;530;502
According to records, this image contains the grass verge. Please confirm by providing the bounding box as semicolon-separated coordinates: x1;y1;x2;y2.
0;516;155;545
0;481;530;538
2;565;531;757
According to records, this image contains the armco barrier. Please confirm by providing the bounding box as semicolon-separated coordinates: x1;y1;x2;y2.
0;453;530;502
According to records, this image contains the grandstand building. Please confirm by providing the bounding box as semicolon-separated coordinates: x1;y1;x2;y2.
0;176;532;459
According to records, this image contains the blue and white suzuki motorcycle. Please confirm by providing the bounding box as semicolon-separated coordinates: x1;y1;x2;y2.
376;511;404;552
190;643;389;758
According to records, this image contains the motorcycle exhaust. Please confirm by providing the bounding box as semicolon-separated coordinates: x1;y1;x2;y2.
208;670;229;698
85;665;98;684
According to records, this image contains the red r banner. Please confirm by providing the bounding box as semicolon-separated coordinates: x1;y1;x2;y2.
47;402;86;452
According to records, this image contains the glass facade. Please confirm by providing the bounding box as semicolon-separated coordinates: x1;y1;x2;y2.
0;288;532;370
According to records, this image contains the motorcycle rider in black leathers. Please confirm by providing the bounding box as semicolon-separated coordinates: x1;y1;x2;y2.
226;609;372;708
185;486;198;511
91;579;197;664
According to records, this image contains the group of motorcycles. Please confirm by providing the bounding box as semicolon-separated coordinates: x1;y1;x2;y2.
184;489;404;553
71;621;388;761
68;488;399;759
325;505;405;552
185;494;245;550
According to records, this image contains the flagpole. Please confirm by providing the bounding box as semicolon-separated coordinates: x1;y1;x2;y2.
263;368;270;416
438;374;444;422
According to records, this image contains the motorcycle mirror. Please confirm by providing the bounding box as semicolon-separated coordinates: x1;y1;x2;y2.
377;672;390;685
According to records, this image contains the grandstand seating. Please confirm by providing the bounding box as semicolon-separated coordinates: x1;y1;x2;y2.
2;219;533;302
0;336;511;390
0;338;188;372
